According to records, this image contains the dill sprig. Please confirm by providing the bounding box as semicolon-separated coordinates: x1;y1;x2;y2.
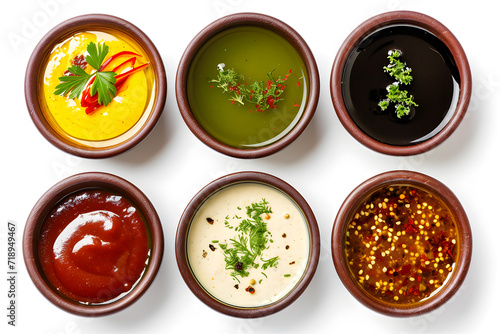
219;199;279;283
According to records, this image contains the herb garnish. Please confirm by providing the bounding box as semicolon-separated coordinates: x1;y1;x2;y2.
378;49;418;118
211;63;289;112
54;42;117;107
219;199;279;283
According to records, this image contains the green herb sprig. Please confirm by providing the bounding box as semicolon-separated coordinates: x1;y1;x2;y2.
378;49;418;118
219;199;279;283
210;63;288;112
54;41;117;106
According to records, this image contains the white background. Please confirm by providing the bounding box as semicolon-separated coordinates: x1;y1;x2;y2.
1;0;496;333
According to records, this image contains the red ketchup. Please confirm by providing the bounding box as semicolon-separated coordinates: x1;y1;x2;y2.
39;190;150;304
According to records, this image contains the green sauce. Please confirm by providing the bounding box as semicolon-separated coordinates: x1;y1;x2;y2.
187;26;309;148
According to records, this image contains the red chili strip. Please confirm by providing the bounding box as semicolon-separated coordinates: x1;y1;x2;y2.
84;61;150;115
99;51;141;71
112;57;137;73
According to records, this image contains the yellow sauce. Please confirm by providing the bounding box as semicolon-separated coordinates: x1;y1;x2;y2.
41;31;153;141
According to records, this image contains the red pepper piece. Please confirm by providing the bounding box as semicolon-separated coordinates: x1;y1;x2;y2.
80;77;96;108
99;51;141;71
114;62;150;80
114;62;150;90
85;102;102;115
112;57;137;73
83;61;150;115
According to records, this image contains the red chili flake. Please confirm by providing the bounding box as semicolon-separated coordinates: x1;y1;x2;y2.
405;224;418;234
399;264;412;276
231;100;235;104
293;102;300;107
266;96;275;108
210;85;213;88
289;69;292;73
74;54;87;66
63;54;87;76
405;217;418;234
296;81;301;87
245;286;256;294
206;218;214;224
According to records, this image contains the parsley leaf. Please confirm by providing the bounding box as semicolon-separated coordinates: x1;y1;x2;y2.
54;41;117;106
85;41;108;71
54;66;91;100
91;71;117;106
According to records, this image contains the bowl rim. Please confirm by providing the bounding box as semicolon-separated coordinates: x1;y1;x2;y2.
331;170;473;317
176;12;320;159
330;10;472;156
175;171;320;318
25;13;167;159
22;172;164;316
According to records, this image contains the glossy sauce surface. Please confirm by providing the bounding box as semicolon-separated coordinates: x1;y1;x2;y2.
39;190;150;304
187;183;310;307
187;26;309;148
342;26;459;146
345;185;458;304
41;31;155;142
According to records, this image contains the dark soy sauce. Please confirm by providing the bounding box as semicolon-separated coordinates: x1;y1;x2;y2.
341;26;459;146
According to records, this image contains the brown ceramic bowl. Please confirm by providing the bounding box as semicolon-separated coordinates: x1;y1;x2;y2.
23;172;164;316
330;11;472;155
331;170;472;317
25;14;166;158
176;171;320;317
176;12;319;159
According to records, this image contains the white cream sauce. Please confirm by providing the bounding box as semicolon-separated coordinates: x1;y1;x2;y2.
187;182;310;307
